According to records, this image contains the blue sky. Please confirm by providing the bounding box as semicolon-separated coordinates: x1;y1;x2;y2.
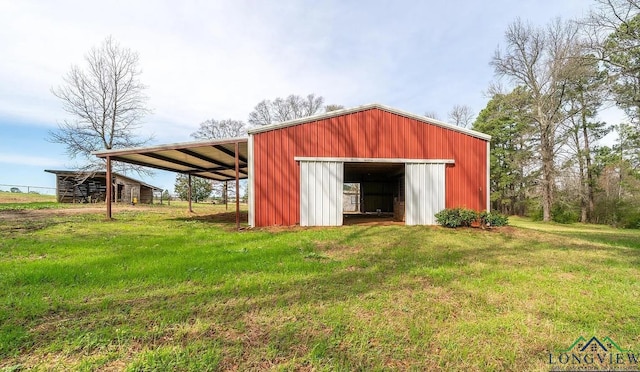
0;0;614;193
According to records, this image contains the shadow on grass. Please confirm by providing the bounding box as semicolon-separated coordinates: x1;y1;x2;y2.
0;217;66;238
9;224;639;314
4;224;640;369
450;227;640;267
556;231;640;250
173;211;249;226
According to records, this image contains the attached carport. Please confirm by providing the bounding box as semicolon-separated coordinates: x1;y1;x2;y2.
93;138;248;229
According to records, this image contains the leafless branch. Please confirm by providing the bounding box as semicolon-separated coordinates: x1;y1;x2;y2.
448;104;475;128
248;93;326;126
191;119;247;140
49;36;152;176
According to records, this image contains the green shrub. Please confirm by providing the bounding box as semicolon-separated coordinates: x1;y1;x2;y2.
619;210;640;229
551;204;579;224
436;208;509;228
530;207;544;222
459;209;479;227
435;208;478;228
479;211;509;227
435;208;469;228
530;204;579;224
592;198;640;228
434;209;456;227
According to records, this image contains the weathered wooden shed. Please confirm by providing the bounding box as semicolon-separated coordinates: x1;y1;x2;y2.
45;170;162;204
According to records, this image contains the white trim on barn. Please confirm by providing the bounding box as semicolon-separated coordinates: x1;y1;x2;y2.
404;163;446;225
295;157;454;164
248;135;255;227
300;160;344;226
486;141;491;212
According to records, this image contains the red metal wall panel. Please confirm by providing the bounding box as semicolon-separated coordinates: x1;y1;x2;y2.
252;107;488;226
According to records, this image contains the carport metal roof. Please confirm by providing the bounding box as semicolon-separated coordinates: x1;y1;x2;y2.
93;137;249;227
93;137;249;181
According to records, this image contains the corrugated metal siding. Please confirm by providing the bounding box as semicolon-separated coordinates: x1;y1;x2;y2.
405;163;445;225
252;108;488;227
300;161;343;226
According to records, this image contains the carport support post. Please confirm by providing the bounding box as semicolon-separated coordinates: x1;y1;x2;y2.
106;156;112;219
224;181;228;211
235;141;240;230
188;174;193;213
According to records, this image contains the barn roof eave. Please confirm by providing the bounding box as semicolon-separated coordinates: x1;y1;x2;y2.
246;103;491;141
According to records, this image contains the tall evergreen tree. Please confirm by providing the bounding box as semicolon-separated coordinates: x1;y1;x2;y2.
473;87;534;215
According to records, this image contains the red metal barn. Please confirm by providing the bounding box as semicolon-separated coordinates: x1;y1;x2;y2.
248;104;490;227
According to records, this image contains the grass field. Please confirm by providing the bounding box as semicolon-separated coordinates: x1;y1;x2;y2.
0;191;59;211
0;191;56;203
1;204;639;371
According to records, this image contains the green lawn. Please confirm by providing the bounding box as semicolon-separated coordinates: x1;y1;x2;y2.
510;216;640;250
1;208;639;371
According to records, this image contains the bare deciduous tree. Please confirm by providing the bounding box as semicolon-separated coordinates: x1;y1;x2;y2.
324;104;345;112
583;0;640;124
448;104;475;128
49;36;151;174
189;118;246;204
248;94;325;126
583;0;639;46
191;119;247;140
424;110;441;120
491;18;581;221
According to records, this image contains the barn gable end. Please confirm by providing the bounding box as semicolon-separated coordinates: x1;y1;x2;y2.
249;105;490;227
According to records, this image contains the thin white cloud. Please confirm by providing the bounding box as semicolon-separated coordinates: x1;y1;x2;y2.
0;0;593;131
0;0;602;189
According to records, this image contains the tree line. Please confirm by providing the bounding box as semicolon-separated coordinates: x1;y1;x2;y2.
474;0;640;226
50;1;639;224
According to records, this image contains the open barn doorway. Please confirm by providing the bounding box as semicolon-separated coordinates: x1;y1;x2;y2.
298;159;447;226
343;162;405;225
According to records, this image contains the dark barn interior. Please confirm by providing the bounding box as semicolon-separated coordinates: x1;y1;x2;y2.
343;162;405;222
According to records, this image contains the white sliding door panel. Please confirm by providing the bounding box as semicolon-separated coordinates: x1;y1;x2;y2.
300;161;344;226
405;163;445;225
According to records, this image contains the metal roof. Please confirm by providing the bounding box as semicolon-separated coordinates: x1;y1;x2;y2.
90;104;487;182
247;103;491;141
92;138;249;181
45;169;164;190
